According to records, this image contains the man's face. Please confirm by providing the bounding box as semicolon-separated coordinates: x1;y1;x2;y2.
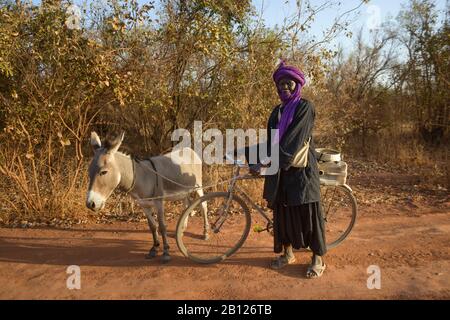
277;78;296;99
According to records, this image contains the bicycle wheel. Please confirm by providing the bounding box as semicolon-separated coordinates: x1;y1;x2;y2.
176;192;252;264
320;184;357;249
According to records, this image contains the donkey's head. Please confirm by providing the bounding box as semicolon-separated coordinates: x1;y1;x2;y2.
86;131;124;211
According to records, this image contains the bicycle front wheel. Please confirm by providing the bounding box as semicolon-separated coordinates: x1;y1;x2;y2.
176;192;252;264
320;184;357;250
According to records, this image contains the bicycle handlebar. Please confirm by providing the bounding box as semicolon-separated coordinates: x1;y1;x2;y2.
223;153;265;180
224;153;248;168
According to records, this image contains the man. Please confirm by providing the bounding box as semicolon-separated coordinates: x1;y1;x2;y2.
250;61;327;278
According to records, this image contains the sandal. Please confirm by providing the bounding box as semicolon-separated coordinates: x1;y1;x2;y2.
270;254;296;270
306;257;326;279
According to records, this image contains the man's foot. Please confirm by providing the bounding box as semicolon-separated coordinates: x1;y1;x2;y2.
306;255;326;279
270;254;296;270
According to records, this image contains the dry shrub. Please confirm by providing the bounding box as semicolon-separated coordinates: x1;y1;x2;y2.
0;0;448;226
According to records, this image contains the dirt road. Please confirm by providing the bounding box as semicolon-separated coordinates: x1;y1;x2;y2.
0;202;449;299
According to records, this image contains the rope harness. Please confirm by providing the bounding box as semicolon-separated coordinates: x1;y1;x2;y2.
122;156;136;194
118;156;237;202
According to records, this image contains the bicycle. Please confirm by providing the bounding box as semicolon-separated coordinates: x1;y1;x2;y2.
176;157;357;264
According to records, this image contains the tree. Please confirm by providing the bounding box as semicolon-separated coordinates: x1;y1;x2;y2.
324;28;398;155
396;0;449;145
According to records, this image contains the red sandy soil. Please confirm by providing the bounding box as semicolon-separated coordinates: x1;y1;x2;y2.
0;200;449;299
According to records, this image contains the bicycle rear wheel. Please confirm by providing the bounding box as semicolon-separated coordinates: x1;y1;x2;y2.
176;192;252;264
320;185;357;249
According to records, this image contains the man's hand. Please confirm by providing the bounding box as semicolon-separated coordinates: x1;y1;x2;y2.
249;163;263;176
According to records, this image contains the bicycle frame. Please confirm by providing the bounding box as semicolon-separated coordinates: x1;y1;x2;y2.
220;159;355;234
222;162;273;233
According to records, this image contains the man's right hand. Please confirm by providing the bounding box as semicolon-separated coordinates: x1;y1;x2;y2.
249;163;263;176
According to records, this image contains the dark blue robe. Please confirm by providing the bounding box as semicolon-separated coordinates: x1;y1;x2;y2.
263;98;327;255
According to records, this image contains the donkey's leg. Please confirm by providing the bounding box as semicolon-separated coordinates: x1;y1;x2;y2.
187;194;198;217
182;197;191;230
196;188;210;240
142;207;160;259
154;200;171;263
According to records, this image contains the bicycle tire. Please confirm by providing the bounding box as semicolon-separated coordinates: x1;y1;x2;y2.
322;185;358;250
176;192;252;264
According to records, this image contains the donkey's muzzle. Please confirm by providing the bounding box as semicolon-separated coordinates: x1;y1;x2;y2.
86;200;104;211
86;190;105;212
86;200;97;211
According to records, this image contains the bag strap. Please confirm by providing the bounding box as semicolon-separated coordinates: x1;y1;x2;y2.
303;136;311;146
278;105;312;147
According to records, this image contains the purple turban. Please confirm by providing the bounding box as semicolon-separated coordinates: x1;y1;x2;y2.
272;60;306;143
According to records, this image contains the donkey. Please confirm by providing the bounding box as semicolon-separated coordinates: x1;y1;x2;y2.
86;131;209;263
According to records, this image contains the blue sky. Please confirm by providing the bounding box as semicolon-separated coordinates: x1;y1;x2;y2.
253;0;447;50
30;0;447;50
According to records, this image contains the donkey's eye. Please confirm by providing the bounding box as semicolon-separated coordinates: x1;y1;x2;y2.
99;170;108;176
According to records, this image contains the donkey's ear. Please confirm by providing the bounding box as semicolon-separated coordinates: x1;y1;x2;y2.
90;131;102;150
106;131;124;154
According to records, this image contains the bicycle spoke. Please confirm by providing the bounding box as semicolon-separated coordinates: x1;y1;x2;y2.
177;193;251;263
